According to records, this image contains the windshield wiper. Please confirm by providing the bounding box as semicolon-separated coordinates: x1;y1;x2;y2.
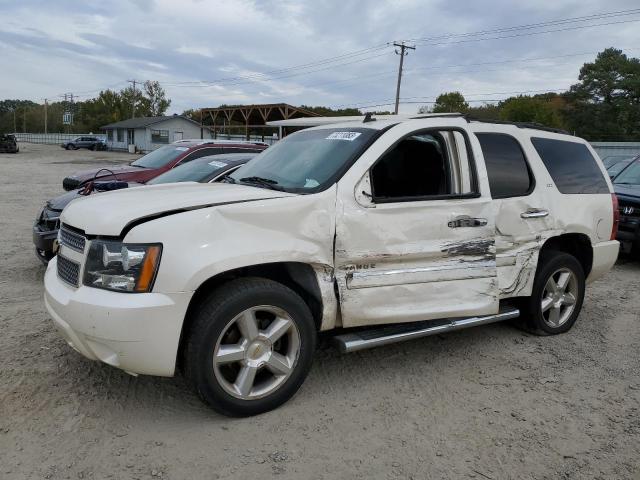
221;176;236;184
239;176;284;191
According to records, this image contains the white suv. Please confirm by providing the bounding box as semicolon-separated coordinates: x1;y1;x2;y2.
44;114;620;416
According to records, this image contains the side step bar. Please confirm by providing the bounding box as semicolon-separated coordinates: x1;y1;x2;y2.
333;308;520;353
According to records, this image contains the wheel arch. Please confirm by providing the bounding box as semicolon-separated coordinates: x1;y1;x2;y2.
177;261;325;371
539;233;593;277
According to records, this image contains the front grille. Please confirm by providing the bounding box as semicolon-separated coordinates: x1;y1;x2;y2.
63;177;81;191
57;255;80;287
619;203;640;218
59;226;86;252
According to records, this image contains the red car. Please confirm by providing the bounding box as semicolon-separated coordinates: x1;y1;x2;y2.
62;140;268;190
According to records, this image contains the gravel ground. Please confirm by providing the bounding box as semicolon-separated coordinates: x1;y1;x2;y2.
1;143;639;480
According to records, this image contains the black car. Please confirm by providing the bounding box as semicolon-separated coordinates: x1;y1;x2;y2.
613;157;640;256
33;153;254;263
604;154;638;179
0;133;19;153
61;136;107;151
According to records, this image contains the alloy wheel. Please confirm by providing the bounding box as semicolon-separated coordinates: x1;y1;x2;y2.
540;267;578;328
212;305;300;400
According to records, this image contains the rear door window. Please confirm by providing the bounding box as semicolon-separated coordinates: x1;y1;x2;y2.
476;133;534;198
531;137;609;194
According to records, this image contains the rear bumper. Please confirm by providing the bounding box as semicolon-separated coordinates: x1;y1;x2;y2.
587;240;620;283
44;258;193;376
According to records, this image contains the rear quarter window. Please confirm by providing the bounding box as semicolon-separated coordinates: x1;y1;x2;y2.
531;137;609;194
476;133;534;198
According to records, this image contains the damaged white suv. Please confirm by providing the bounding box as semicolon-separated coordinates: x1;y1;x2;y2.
44;114;619;416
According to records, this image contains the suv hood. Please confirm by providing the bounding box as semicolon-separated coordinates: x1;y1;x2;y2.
61;182;293;236
614;183;640;202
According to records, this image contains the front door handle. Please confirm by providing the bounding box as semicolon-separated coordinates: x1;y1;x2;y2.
521;208;549;219
448;216;488;228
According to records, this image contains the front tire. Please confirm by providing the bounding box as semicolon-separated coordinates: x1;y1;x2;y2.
520;251;585;335
184;278;317;417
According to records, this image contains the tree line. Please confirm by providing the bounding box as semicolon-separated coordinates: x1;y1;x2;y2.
0;81;170;135
421;48;640;141
1;48;638;141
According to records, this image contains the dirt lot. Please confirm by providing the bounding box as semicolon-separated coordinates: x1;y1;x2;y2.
1;143;639;480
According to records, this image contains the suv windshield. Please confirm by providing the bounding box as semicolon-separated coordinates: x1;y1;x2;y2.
229;127;378;193
613;159;640;185
131;145;189;169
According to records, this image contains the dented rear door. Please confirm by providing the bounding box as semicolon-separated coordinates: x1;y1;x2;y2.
334;120;499;328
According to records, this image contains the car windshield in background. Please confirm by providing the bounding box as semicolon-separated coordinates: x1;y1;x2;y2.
613;159;640;185
149;155;243;184
607;159;634;179
130;145;189;169
602;154;637;168
229;127;378;193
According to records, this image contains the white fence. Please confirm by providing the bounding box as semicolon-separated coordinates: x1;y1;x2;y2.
12;133;107;145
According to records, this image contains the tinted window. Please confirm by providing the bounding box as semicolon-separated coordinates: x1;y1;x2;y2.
179;147;223;163
476;133;533;198
531;138;609;194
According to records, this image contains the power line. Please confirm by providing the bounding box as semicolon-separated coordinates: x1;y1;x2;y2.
408;8;640;43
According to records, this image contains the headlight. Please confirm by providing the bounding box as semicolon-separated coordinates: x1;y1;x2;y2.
83;240;162;293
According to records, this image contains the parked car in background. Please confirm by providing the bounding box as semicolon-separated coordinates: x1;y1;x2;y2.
0;133;19;153
606;154;638;180
62;140;267;191
612;157;640;256
61;136;107;151
34;153;255;263
44;114;619;416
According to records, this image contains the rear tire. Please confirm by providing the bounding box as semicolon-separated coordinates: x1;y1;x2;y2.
184;277;317;417
519;251;585;335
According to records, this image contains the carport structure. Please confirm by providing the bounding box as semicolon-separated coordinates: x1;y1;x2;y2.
199;103;319;140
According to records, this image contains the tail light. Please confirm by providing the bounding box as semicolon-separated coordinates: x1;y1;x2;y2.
611;193;620;240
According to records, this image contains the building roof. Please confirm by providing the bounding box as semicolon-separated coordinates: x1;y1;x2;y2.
100;115;200;129
200;103;320;128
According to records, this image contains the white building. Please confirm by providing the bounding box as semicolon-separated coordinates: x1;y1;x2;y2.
101;115;212;152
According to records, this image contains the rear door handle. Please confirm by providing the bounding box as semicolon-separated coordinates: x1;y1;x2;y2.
521;208;549;219
448;216;488;228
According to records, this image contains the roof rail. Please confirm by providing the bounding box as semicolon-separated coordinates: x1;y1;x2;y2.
466;117;569;135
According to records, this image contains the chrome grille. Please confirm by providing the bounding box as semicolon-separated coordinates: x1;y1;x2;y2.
59;226;86;252
57;255;80;287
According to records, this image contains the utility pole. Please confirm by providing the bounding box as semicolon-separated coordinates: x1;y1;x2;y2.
23;107;26;133
43;98;48;134
393;41;415;115
127;79;137;118
12;109;16;133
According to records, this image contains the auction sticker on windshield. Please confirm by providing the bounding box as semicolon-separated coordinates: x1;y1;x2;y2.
208;160;228;168
326;132;362;141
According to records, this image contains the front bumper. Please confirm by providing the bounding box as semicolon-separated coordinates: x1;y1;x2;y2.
44;257;193;376
617;216;640;247
33;224;58;252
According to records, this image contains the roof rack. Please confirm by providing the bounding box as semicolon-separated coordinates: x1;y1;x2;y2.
465;117;570;135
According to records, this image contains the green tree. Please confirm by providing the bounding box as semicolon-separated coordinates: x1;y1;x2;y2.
565;48;640;140
428;91;469;113
498;95;564;128
141;80;171;116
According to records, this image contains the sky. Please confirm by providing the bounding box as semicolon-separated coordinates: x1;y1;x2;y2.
0;0;639;114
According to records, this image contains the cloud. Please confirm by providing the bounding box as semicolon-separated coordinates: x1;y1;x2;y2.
0;0;638;113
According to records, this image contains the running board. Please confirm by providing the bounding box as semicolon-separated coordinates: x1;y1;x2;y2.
333;308;520;353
